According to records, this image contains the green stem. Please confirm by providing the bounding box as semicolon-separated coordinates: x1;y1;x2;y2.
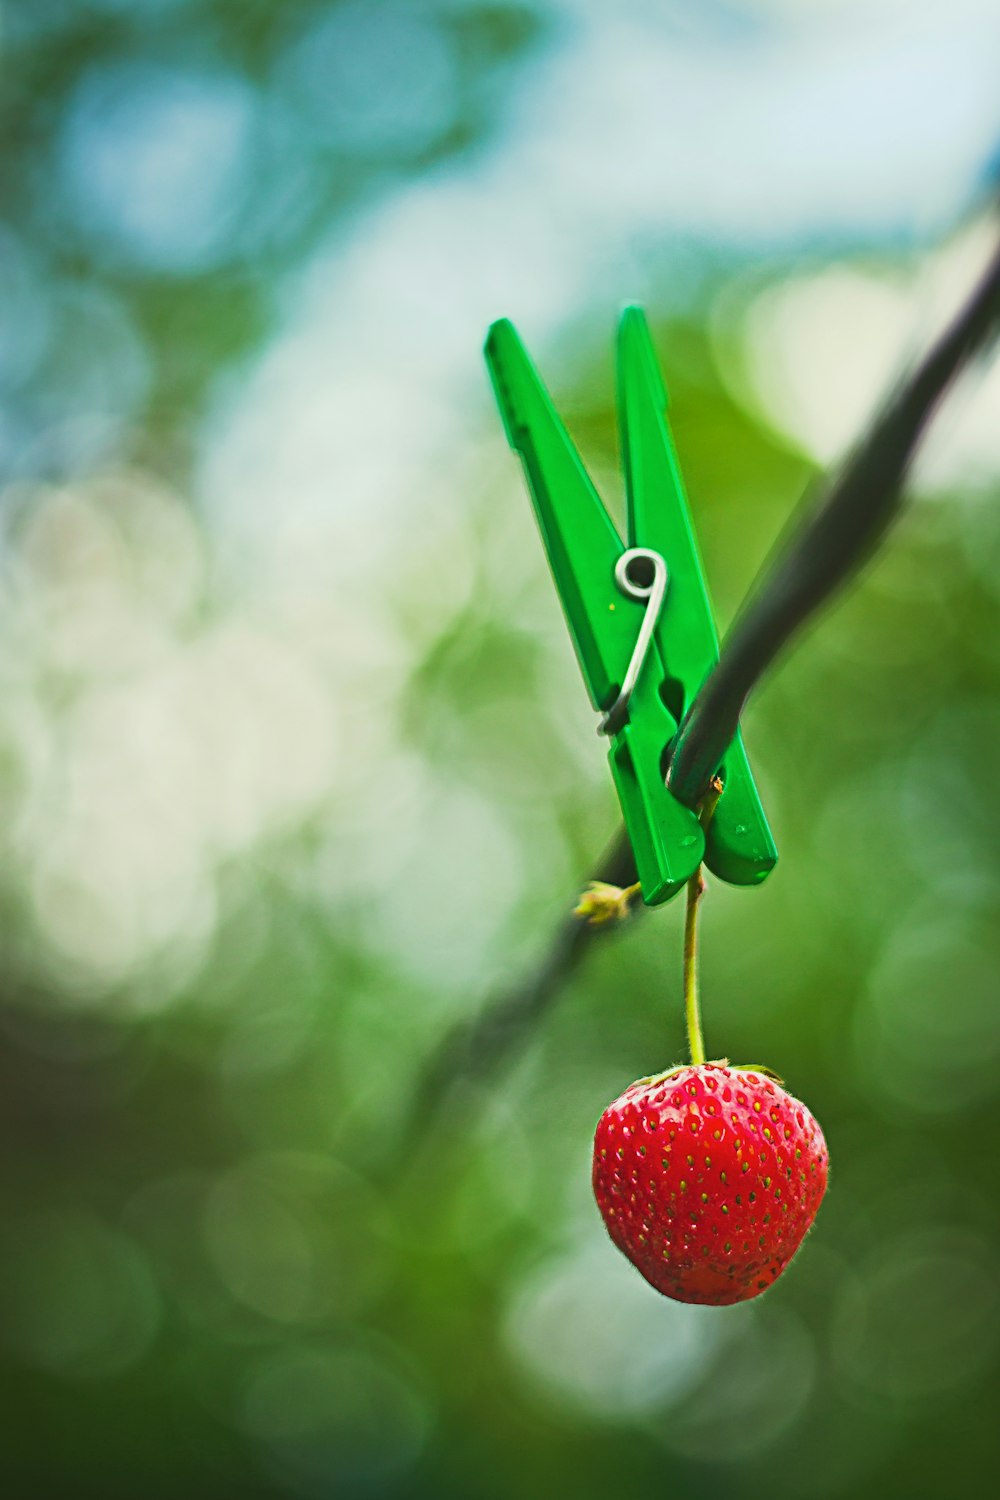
682;781;722;1067
682;864;707;1065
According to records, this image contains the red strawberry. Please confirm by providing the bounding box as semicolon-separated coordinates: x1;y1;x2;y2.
592;1062;828;1305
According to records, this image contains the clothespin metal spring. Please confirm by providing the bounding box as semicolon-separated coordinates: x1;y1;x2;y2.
598;547;668;738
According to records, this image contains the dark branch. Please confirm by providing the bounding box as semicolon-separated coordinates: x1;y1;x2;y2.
404;215;1000;1139
667;229;1000;804
403;826;637;1140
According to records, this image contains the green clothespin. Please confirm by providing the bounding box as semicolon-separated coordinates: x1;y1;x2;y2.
484;305;777;906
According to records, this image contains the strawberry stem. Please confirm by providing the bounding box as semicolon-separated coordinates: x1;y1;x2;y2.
682;779;723;1066
682;867;707;1065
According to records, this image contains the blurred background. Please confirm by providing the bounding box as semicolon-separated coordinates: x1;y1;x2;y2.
2;0;1000;1495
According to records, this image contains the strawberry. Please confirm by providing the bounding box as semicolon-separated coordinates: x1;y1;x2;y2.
592;1062;828;1305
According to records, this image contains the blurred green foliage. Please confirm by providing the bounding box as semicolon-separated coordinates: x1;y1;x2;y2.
2;2;1000;1498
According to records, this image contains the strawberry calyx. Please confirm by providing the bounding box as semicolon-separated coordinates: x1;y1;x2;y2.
630;1058;785;1090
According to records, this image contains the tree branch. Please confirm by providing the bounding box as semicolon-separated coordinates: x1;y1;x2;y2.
404;826;637;1138
668;226;1000;804
405;214;1000;1139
